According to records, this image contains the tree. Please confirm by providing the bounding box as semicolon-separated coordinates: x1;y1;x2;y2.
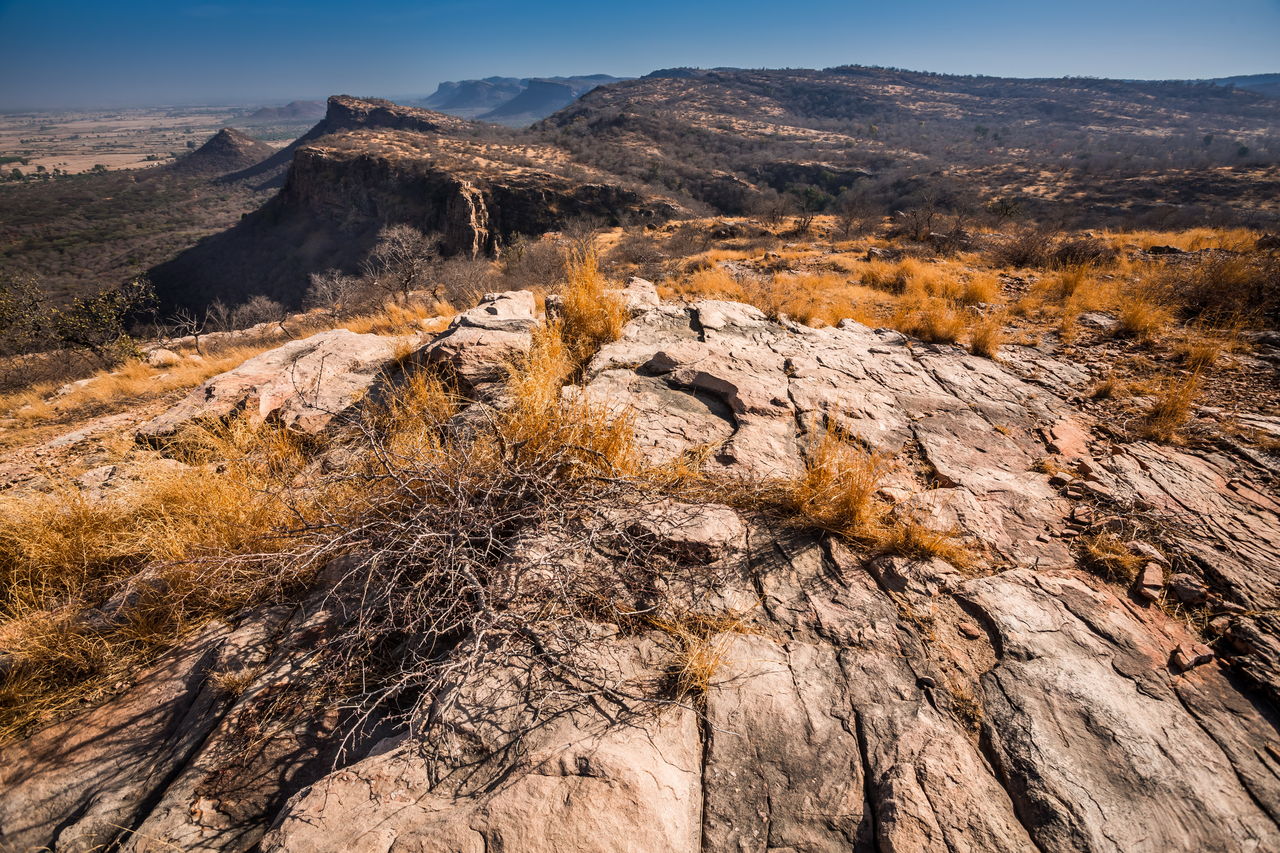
48;277;157;364
305;269;368;321
362;225;439;304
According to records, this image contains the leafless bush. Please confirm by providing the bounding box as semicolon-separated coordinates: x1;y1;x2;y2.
1049;236;1116;268
500;236;566;290
988;227;1057;268
231;294;286;329
250;376;730;754
434;258;498;308
305;270;373;321
362;224;440;305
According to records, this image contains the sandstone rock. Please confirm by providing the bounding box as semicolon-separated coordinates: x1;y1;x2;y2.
584;299;1077;567
1133;561;1165;602
1077;311;1118;331
139;329;406;441
145;347;182;368
0;619;280;853
415;290;538;392
1168;572;1210;604
262;638;702;853
1172;642;1215;672
958;570;1280;851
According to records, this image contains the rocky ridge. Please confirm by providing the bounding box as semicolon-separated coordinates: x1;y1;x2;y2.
2;287;1279;852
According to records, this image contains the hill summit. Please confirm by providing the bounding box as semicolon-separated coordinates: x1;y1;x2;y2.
171;128;276;176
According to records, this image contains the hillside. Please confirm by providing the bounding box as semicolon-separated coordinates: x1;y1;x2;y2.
168;128;277;176
539;66;1280;222
0;127;279;303
149;97;679;310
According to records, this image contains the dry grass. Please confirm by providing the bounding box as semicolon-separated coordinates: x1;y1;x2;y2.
1080;532;1145;583
558;246;628;370
647;607;755;697
968;313;1005;359
1138;373;1200;443
892;292;967;344
783;430;889;540
1116;293;1174;343
343;299;453;335
0;417;319;739
744;273;890;327
772;430;973;567
0;344;272;426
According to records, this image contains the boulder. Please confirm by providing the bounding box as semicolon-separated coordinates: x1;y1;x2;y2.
415;290;538;392
138;329;406;441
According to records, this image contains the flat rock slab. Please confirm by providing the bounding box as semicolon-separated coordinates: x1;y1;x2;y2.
583;299;1077;567
138;329;407;440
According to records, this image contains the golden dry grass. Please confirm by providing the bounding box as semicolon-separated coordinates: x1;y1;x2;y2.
559;246;629;371
647;607;755;697
1139;373;1200;443
0;417;319;738
968;313;1005;359
1080;532;1145;583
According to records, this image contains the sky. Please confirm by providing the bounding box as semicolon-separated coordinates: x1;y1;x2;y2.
0;0;1278;109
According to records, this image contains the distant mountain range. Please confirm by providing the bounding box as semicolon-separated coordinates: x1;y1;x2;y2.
1202;74;1280;99
418;74;629;125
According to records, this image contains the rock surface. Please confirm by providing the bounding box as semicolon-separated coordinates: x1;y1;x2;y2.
138;328;407;440
6;295;1280;852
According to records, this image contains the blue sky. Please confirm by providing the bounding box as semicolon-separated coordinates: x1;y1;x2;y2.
1;0;1277;108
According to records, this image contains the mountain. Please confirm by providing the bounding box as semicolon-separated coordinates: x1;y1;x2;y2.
1204;73;1280;99
166;127;276;177
479;79;578;124
422;78;527;117
539;65;1280;217
244;100;328;122
149;95;678;310
420;74;630;125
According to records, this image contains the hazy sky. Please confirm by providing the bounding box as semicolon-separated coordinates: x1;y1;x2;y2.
1;0;1277;109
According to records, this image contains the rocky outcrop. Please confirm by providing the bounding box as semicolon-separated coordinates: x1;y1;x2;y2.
152;100;679;310
138;328;409;440
414;290;538;393
170;128;277;177
5;294;1280;852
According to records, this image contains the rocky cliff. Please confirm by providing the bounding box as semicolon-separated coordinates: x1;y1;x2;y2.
3;287;1278;852
150;97;679;312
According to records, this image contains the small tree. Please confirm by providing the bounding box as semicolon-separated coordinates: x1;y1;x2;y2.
231;294;287;330
306;269;367;321
362;225;439;304
49;277;156;365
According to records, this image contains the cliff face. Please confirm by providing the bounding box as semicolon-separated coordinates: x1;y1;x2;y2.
150;98;679;311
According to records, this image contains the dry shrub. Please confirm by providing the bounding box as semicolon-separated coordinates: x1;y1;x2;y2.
782;430;888;540
1116;292;1173;342
1139;373;1200;443
968;313;1005;359
988;228;1056;268
1080;532;1144;583
1154;253;1280;326
880;517;975;570
558;246;628;370
892;292;966;344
